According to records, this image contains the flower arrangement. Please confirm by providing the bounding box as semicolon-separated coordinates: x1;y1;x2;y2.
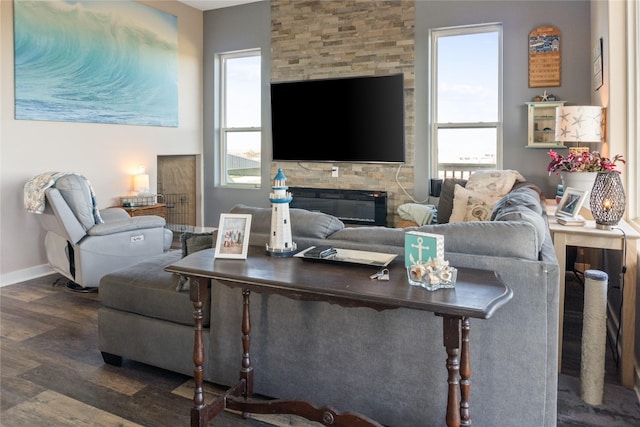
547;150;625;174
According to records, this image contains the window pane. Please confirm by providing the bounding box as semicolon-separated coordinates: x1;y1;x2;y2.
437;32;499;123
225;55;261;127
437;128;496;164
225;131;261;184
220;49;261;187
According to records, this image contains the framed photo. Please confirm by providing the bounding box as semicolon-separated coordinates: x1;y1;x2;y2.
557;187;587;218
214;214;252;259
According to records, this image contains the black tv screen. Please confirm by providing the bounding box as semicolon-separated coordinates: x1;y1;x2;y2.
270;74;405;163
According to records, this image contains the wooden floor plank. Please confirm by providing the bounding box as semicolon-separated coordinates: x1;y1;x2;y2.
1;390;142;427
0;376;46;413
171;378;223;401
0;309;57;342
0;279;60;303
88;366;149;396
0;339;41;376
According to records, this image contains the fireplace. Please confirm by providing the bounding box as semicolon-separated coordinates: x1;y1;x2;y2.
289;187;387;226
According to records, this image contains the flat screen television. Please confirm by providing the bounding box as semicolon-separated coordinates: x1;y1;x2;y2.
270;74;405;163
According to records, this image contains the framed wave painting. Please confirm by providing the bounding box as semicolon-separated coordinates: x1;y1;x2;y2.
13;0;178;127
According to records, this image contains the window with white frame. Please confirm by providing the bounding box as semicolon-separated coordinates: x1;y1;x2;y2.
219;49;261;187
429;24;502;179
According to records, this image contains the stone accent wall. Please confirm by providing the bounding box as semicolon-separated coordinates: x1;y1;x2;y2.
270;0;416;226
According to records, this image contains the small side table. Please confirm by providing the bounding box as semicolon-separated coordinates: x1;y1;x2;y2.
546;200;639;388
121;203;167;220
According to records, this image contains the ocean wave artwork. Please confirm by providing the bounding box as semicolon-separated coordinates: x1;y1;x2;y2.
14;0;178;127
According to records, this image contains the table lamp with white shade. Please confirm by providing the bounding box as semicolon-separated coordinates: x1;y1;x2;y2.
134;165;150;196
555;105;605;154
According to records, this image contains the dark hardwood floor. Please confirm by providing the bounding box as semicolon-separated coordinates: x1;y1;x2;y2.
1;271;638;426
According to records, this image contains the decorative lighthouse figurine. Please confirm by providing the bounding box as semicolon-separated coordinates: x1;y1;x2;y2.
266;168;297;257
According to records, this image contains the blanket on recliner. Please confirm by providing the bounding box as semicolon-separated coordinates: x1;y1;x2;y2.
24;172;103;223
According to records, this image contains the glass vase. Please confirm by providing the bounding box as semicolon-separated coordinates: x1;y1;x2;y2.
407;265;457;291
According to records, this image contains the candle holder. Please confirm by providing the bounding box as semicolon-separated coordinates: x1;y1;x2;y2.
589;172;625;230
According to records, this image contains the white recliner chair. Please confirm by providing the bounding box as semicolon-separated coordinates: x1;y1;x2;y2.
30;174;173;291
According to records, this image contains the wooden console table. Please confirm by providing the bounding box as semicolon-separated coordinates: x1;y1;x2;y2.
165;246;512;427
546;201;640;388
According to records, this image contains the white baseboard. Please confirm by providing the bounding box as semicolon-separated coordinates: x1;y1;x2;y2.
0;265;54;287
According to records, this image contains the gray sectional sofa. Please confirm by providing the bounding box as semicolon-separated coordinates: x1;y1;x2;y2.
98;183;560;427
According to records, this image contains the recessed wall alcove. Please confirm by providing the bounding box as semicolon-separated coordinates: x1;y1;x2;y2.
157;155;197;232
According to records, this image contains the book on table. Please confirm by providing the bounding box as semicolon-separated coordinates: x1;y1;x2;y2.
557;215;586;226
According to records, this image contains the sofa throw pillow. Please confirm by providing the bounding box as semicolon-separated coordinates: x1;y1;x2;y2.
436;178;468;224
465;170;526;198
176;231;215;291
181;231;214;257
449;184;501;223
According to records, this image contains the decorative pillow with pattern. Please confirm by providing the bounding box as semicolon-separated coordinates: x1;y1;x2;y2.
464;170;526;198
449;184;501;223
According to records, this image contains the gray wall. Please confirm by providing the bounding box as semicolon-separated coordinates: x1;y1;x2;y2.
414;0;591;199
203;0;591;226
203;1;272;227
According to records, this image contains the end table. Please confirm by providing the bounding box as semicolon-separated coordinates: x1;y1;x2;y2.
546;200;639;388
121;203;167;220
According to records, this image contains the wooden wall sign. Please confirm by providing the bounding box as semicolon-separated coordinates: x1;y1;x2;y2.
528;25;561;87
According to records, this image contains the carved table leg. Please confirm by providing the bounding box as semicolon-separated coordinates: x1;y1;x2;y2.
460;317;471;426
442;315;464;427
441;315;472;427
240;289;254;399
190;277;209;427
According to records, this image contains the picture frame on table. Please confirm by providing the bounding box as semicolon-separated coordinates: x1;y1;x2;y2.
557;187;587;219
214;214;252;259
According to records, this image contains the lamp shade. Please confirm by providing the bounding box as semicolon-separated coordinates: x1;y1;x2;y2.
134;173;150;195
589;172;625;230
555;106;604;143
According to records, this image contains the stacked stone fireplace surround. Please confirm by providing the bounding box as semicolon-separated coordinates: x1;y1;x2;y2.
270;0;416;226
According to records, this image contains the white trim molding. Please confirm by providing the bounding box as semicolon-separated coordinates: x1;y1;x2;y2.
1;264;54;287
